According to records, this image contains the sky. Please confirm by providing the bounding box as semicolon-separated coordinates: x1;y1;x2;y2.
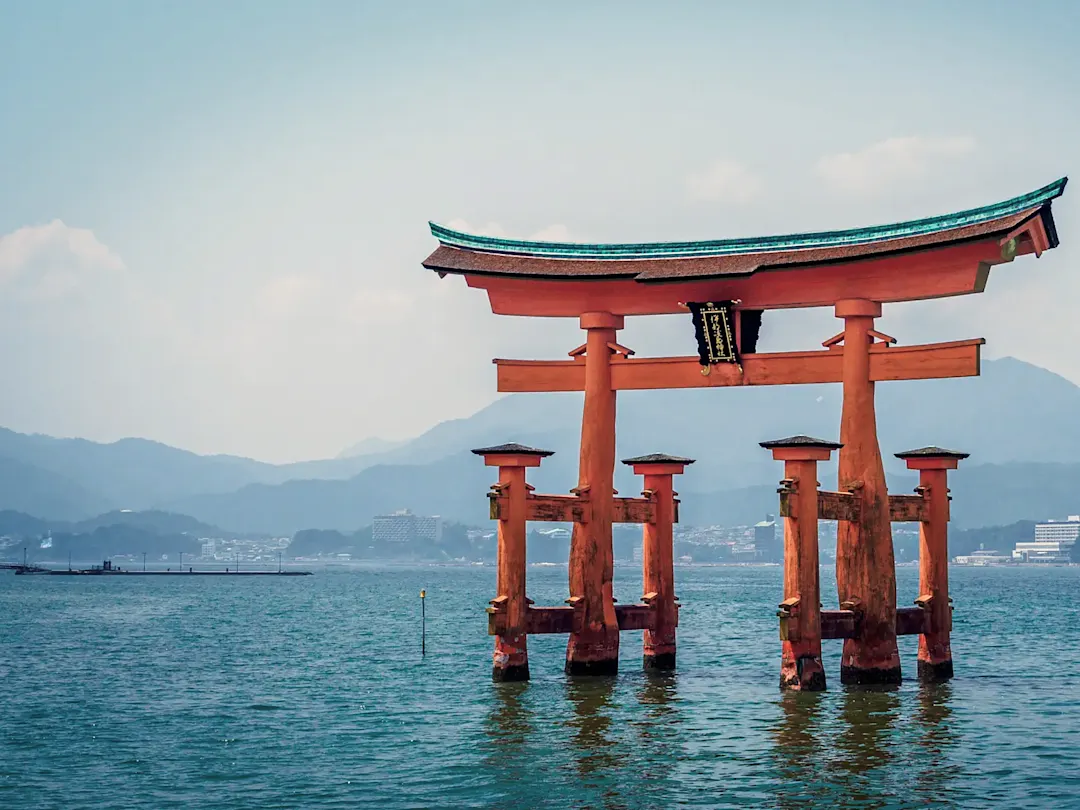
0;0;1078;463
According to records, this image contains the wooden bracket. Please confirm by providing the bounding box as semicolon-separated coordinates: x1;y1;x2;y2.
822;331;845;349
778;596;801;616
1002;219;1050;258
777;479;797;518
607;341;636;357
778;597;801;641
840;598;862;614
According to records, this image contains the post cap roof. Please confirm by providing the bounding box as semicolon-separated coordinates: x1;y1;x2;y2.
759;435;843;450
894;446;969;460
470;442;554;457
621;453;696;466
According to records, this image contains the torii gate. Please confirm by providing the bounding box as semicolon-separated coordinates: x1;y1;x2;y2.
423;177;1067;686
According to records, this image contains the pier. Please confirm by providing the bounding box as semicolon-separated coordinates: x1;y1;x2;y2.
3;561;312;576
422;177;1067;684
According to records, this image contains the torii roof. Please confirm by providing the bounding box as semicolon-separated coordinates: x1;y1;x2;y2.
423;178;1066;316
427;178;1062;276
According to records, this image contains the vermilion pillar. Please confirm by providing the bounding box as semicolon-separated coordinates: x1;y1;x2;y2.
896;446;968;682
566;312;622;676
834;299;901;685
473;442;554;682
622;453;695;671
761;436;840;691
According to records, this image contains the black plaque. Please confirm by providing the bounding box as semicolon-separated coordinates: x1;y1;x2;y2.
688;301;740;366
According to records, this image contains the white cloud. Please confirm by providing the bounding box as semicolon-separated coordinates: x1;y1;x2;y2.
445;219;507;237
686;159;763;203
528;224;572;241
816;136;976;195
0;220;125;287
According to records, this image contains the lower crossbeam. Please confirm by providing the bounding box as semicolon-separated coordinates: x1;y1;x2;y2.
487;603;666;636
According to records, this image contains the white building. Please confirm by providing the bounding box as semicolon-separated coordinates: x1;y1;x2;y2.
1013;516;1080;562
373;509;443;544
954;549;1012;565
201;538;217;559
1035;515;1080;543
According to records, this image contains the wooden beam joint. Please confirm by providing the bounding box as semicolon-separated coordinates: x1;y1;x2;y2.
489;602;664;636
818;490;860;522
488;492;662;524
889;493;929;522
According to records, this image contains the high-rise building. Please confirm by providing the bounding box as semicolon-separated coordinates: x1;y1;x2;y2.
201;538;217;559
754;516;780;562
373;510;443;544
1013;515;1080;562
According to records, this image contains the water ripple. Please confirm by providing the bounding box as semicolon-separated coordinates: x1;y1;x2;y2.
1;566;1079;808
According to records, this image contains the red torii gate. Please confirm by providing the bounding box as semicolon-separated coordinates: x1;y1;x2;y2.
423;177;1066;686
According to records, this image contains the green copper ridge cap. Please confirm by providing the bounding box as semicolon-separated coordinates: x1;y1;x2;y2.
430;177;1067;260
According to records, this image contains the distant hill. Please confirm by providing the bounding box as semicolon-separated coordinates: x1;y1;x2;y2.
0;428;281;513
68;509;226;538
0;508;231;564
42;526;202;564
311;357;1080;492
0;356;1078;531
0;455;110;519
169;452;502;535
336;437;409;459
286;523;480;561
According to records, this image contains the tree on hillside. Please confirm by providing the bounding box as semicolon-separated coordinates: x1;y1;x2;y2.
288;529;351;557
950;521;1036;558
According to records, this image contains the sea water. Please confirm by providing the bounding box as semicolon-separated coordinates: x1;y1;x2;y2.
1;565;1078;809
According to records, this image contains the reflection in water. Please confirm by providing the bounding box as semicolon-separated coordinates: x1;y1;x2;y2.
769;682;961;809
485;681;533;749
770;690;826;809
633;673;682;796
836;685;902;775
769;685;902;809
483;681;534;795
635;672;678;729
565;677;619;778
563;676;640;810
912;683;960;806
833;685;902;809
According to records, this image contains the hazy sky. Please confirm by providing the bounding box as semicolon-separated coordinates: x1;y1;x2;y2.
1;1;1077;462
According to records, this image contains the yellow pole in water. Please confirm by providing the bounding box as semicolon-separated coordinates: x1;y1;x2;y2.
420;589;427;656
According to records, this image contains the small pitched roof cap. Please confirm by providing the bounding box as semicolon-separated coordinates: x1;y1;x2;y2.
621;453;696;465
471;442;554;457
895;446;969;460
759;435;843;450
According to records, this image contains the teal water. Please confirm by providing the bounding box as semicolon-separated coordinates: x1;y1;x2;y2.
1;565;1078;809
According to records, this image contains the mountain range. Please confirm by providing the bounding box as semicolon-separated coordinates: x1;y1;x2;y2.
1;356;1079;534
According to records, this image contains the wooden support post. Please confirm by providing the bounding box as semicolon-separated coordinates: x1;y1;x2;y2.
566;312;623;676
896;447;969;682
834;299;901;685
623;454;695;671
762;436;840;691
472;443;554;682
